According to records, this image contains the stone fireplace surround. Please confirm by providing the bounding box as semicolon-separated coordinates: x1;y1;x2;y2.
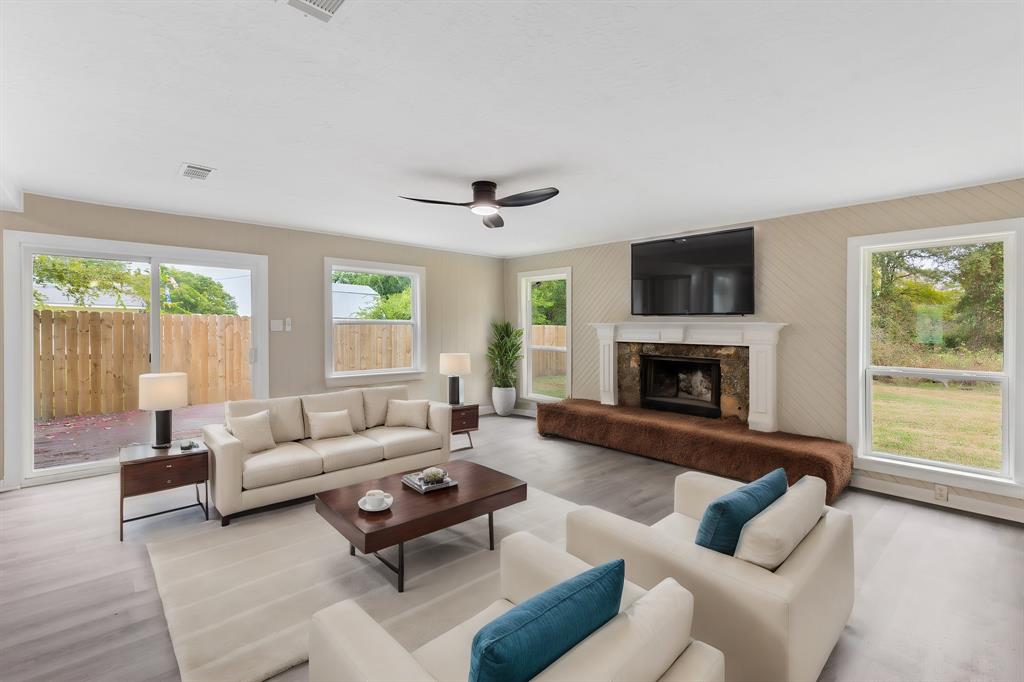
592;321;786;432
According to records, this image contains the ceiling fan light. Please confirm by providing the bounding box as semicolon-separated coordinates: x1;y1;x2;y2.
470;204;499;216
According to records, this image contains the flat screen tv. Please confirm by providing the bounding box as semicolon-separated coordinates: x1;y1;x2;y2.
631;227;754;315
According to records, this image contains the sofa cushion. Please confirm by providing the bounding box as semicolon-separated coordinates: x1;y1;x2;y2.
227;396;304;444
301;389;367;434
735;475;827;570
695;468;787;555
228;409;276;454
413;600;514;682
534;578;695;682
242;442;323;489
308;410;355;440
468;560;624;682
385;399;430;429
363;385;408;428
362;426;442;459
301;434;384;472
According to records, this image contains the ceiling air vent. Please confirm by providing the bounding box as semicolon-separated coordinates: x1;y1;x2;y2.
180;163;215;181
287;0;345;22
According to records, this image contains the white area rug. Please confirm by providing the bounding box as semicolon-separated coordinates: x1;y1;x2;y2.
147;488;578;682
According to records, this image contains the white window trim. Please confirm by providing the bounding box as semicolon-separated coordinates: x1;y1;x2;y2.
2;230;270;490
324;257;425;386
846;218;1023;498
518;267;572;403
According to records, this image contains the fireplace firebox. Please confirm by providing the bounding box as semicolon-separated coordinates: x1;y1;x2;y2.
640;354;722;418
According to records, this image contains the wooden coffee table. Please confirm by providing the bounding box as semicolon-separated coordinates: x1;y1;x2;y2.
314;460;527;592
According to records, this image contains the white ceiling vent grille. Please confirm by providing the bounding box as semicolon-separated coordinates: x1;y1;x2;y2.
179;163;215;180
287;0;345;22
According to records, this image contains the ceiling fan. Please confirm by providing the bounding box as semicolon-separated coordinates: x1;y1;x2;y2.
400;180;559;228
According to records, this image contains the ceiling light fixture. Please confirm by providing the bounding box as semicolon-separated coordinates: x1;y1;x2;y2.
470;204;499;216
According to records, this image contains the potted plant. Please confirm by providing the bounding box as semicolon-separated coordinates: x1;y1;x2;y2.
486;321;523;416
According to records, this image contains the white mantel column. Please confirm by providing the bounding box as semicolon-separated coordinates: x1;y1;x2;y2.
594;323;618;406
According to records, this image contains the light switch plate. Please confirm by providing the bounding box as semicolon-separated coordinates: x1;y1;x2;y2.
285;317;292;332
270;319;284;332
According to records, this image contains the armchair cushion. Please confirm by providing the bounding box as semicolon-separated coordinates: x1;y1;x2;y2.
695;468;787;555
469;559;624;682
736;475;826;570
363;385;408;428
534;578;694;682
242;442;323;489
385;399;430;429
227;409;276;454
363;426;443;459
301;389;367;434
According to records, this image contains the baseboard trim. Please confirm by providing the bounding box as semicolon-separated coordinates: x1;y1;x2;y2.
512;408;536;418
850;471;1024;523
479;405;496;416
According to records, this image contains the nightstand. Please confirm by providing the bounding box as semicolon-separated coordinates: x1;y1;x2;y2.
119;440;209;541
450;403;479;451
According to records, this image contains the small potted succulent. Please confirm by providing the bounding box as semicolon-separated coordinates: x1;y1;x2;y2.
422;467;447;485
486;321;523;416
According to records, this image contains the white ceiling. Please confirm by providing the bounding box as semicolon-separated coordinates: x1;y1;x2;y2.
2;1;1021;257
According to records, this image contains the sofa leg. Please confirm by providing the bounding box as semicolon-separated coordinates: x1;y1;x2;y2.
221;515;231;527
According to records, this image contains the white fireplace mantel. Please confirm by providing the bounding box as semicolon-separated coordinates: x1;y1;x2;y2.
592;321;787;432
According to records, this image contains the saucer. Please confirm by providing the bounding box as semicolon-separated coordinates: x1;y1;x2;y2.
358;493;393;512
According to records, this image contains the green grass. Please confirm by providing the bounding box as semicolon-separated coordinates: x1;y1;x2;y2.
871;378;1002;471
533;374;566;399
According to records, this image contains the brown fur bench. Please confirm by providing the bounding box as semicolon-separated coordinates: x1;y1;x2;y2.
537;399;853;503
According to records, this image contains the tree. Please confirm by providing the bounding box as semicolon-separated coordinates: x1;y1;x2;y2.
354;287;412;320
530;279;566;325
332;271;409;298
33;256;238;314
949;242;1003;350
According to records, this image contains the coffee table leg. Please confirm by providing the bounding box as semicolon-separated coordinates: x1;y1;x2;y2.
398;542;404;593
489;512;494;550
350;543;355;556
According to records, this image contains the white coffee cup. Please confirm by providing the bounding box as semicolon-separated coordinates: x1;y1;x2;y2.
364;489;387;510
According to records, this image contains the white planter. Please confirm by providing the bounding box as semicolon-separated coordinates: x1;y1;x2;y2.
491;387;516;416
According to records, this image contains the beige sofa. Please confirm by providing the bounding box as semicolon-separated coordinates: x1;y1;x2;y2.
202;385;451;524
566;471;854;682
310;531;725;682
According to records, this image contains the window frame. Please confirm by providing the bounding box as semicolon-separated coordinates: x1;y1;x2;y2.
847;219;1023;495
518;267;572;403
324;257;425;385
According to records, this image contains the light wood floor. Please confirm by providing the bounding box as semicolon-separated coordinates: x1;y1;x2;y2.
1;415;1021;682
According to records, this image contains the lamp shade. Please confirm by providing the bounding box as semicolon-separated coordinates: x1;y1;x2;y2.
439;353;471;376
138;372;188;411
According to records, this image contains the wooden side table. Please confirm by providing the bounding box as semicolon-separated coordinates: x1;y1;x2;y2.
451;403;479;451
119;440;210;541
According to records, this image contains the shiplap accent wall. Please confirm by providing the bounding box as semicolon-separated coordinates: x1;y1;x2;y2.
505;179;1024;514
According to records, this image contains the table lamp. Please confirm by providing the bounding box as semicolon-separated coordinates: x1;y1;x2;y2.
139;372;188;448
439;353;470;405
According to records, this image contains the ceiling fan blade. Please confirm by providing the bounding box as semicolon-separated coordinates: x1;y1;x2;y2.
483;213;504;229
399;196;471;207
496;187;559;207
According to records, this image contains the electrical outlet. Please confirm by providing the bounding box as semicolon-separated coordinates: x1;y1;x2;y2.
934;484;949;501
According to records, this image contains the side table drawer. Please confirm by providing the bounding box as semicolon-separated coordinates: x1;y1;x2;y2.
123;454;208;497
452;408;479;432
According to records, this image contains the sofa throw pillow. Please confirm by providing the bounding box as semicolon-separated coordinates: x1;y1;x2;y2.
384;399;430;429
228;409;276;454
735;475;826;570
469;559;624;682
363;385;408;428
695;468;788;556
307;409;355;440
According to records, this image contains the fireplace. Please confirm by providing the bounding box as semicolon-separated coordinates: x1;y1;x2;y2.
640;354;722;418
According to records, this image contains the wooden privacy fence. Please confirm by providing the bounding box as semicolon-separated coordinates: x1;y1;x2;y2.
333;323;413;372
33;310;252;420
530;325;567;377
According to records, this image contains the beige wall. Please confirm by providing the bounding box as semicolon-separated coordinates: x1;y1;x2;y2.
505;179;1024;440
1;194;505;482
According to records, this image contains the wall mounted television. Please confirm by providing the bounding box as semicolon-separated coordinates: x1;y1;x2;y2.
631;227;754;315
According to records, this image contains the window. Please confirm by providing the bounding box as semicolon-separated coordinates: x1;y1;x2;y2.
519;268;571;401
848;220;1021;486
325;258;424;381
